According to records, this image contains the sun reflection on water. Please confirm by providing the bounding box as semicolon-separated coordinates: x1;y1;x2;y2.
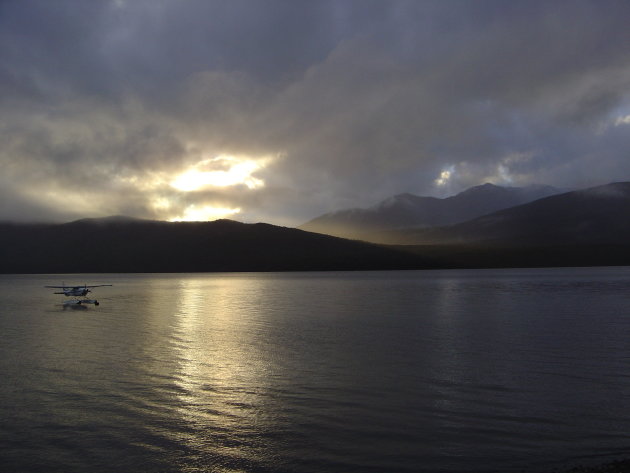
168;276;276;466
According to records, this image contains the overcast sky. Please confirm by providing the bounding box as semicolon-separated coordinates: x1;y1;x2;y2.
1;0;630;224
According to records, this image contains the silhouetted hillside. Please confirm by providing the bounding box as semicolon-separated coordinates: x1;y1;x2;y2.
300;183;561;241
391;182;630;246
0;218;434;273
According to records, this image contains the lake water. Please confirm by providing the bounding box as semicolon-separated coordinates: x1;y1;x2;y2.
2;268;630;473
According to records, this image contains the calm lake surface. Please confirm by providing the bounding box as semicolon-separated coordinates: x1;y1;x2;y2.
2;268;630;473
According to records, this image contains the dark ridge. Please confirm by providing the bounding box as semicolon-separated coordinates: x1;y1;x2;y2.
69;215;152;225
0;218;435;273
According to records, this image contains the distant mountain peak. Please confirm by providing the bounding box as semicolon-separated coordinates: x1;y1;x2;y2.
300;183;563;242
453;182;502;196
372;193;432;210
472;182;500;189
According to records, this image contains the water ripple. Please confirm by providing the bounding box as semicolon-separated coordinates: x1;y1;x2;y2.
3;269;630;472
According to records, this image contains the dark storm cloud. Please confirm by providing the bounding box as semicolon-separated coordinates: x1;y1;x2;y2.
1;0;630;223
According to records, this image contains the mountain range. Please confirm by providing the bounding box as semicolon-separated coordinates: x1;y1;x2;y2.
387;181;630;246
1;181;630;273
298;181;630;268
300;183;562;241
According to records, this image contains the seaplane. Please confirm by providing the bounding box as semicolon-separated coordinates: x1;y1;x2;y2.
45;283;112;308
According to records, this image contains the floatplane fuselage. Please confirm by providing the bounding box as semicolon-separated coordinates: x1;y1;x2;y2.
45;283;112;307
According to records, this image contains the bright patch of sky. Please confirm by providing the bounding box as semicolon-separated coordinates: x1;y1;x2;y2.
169;205;242;222
615;115;630;126
170;155;268;192
434;166;455;187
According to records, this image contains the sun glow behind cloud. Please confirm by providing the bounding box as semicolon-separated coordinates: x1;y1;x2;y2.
169;205;241;222
170;155;267;192
615;114;630;126
435;166;455;187
137;153;275;222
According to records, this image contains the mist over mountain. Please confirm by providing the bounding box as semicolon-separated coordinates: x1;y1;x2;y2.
300;183;562;241
388;182;630;246
0;218;432;273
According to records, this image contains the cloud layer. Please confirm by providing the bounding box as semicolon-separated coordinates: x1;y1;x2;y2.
1;0;630;224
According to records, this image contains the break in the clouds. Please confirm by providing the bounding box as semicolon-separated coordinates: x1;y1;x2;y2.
1;0;630;224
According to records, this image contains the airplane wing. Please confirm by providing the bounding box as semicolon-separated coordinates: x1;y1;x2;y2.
44;284;113;288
